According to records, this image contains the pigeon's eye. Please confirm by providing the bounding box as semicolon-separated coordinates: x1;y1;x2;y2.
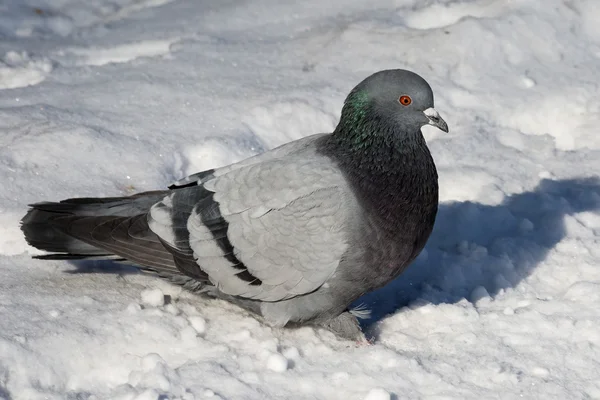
399;95;412;106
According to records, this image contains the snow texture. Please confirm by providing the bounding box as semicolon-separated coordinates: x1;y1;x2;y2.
363;388;391;400
1;0;600;399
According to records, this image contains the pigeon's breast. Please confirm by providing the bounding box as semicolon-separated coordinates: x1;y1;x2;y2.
360;184;438;287
349;156;439;288
316;134;439;289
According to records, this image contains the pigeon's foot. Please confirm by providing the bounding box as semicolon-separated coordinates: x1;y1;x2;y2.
315;311;366;342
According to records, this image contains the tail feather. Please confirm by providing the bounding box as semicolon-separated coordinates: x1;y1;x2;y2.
20;190;197;277
21;208;108;255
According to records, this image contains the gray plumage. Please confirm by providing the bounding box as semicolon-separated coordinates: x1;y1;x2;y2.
21;69;448;340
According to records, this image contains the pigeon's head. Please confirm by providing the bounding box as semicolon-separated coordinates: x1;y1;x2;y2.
336;69;448;140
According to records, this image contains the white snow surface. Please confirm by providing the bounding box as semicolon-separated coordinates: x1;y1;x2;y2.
1;0;600;399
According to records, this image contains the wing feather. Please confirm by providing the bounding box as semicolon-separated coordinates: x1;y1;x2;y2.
150;134;354;302
188;155;353;302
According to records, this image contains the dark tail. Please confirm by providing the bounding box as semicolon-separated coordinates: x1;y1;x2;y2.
20;191;181;272
22;205;99;257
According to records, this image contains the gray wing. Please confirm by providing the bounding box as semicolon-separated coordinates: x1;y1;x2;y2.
150;145;354;302
168;133;327;188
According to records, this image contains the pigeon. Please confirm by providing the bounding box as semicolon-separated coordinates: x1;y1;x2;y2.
21;69;448;340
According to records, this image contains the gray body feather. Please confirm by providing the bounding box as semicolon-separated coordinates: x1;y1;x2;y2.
21;69;447;340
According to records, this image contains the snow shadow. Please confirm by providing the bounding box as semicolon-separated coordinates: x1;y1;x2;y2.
357;177;600;330
66;259;140;275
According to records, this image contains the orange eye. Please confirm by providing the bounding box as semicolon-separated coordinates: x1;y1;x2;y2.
399;95;412;106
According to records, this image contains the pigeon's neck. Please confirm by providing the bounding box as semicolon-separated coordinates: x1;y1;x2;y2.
322;121;438;225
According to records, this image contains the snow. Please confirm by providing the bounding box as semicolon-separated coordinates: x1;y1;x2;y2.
265;353;288;373
363;388;391;400
140;288;165;307
187;316;206;336
0;0;599;399
0;51;52;90
56;39;179;67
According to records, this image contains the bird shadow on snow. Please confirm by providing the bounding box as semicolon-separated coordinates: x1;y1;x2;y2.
356;177;600;336
65;259;140;275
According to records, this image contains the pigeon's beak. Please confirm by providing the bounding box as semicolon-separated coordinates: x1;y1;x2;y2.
423;108;449;133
